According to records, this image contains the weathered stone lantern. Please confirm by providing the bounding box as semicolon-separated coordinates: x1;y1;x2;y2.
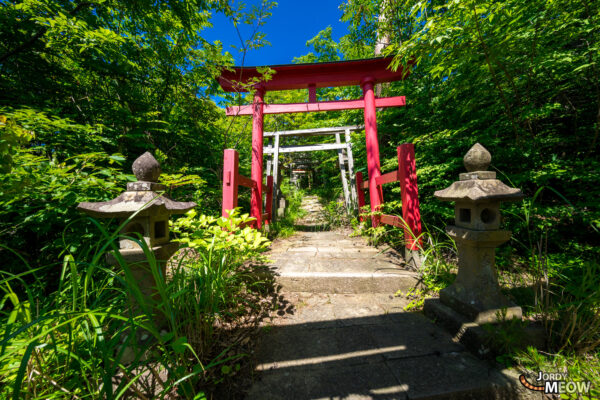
433;143;523;323
77;152;196;310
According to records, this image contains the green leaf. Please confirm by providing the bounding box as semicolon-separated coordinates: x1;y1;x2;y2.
172;336;188;354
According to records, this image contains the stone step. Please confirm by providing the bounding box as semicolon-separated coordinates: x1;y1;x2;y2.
276;270;420;294
248;292;534;400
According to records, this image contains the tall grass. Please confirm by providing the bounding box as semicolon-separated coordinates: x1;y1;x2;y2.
0;210;272;399
501;186;600;354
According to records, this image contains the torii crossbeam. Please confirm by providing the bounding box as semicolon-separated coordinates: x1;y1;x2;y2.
217;56;419;242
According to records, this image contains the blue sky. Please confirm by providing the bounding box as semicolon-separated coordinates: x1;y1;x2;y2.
203;1;349;66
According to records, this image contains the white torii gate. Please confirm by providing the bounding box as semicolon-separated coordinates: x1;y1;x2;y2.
264;126;361;218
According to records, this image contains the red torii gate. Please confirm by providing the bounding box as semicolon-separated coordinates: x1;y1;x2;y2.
218;57;422;251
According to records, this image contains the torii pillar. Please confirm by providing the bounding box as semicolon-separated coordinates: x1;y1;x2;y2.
251;86;265;228
361;76;384;224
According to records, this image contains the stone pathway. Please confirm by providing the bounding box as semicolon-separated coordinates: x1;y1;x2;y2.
246;199;536;399
294;195;328;230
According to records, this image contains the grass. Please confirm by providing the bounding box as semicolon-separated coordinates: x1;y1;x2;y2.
0;210;275;399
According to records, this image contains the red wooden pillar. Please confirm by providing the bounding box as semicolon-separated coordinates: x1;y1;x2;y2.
398;143;422;250
355;171;366;222
251;86;265;228
222;149;239;218
361;77;384;227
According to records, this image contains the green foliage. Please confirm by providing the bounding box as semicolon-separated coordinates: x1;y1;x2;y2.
0;115;34;173
267;179;307;238
334;0;600;254
0;0;230;161
292;27;341;63
482;311;530;361
1;209;273;398
542;260;600;354
0;149;130;275
159;171;207;209
352;216;387;246
322;200;352;229
0;0;278;287
171;208;271;266
395;287;428;311
168;209;272;362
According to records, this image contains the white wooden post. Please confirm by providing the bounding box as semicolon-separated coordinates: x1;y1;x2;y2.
266;137;273;177
336;133;351;211
345;128;358;210
272;132;280;221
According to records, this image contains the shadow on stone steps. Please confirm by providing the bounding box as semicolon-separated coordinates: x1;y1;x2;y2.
247;310;534;400
293;223;330;232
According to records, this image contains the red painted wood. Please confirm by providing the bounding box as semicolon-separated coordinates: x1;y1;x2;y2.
373;96;408;108
238;175;256;189
308;84;317;103
218;57;413;92
251;87;265;229
355;172;366;222
226;96;406;116
261;212;270;221
380;214;402;228
375;170;400;186
265;175;273;225
222;149;239;218
239;220;253;229
362;77;384;227
398;144;422;250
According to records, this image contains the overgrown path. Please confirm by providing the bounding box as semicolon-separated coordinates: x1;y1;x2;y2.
245;198;534;399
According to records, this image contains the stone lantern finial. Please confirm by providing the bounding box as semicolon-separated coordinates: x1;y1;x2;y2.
463;143;491;172
132;151;161;182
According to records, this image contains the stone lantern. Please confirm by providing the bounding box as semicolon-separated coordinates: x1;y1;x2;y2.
77;152;196;310
433;143;523;323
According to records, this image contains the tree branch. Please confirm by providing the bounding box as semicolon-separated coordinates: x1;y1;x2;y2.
471;3;520;140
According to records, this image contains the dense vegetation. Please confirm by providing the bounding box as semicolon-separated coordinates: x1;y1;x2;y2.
0;0;277;397
1;0;599;397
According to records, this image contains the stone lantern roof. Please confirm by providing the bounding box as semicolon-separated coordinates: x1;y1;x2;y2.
78;152;196;218
434;143;523;202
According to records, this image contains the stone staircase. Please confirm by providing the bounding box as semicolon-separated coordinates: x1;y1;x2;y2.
268;230;419;294
245;197;536;400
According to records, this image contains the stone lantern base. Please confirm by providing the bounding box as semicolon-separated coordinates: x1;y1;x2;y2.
106;242;179;324
440;286;522;324
440;225;522;324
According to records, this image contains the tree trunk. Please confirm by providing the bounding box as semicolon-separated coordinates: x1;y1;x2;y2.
375;0;392;97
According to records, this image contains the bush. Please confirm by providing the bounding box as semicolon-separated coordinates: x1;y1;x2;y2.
0;149;130;280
